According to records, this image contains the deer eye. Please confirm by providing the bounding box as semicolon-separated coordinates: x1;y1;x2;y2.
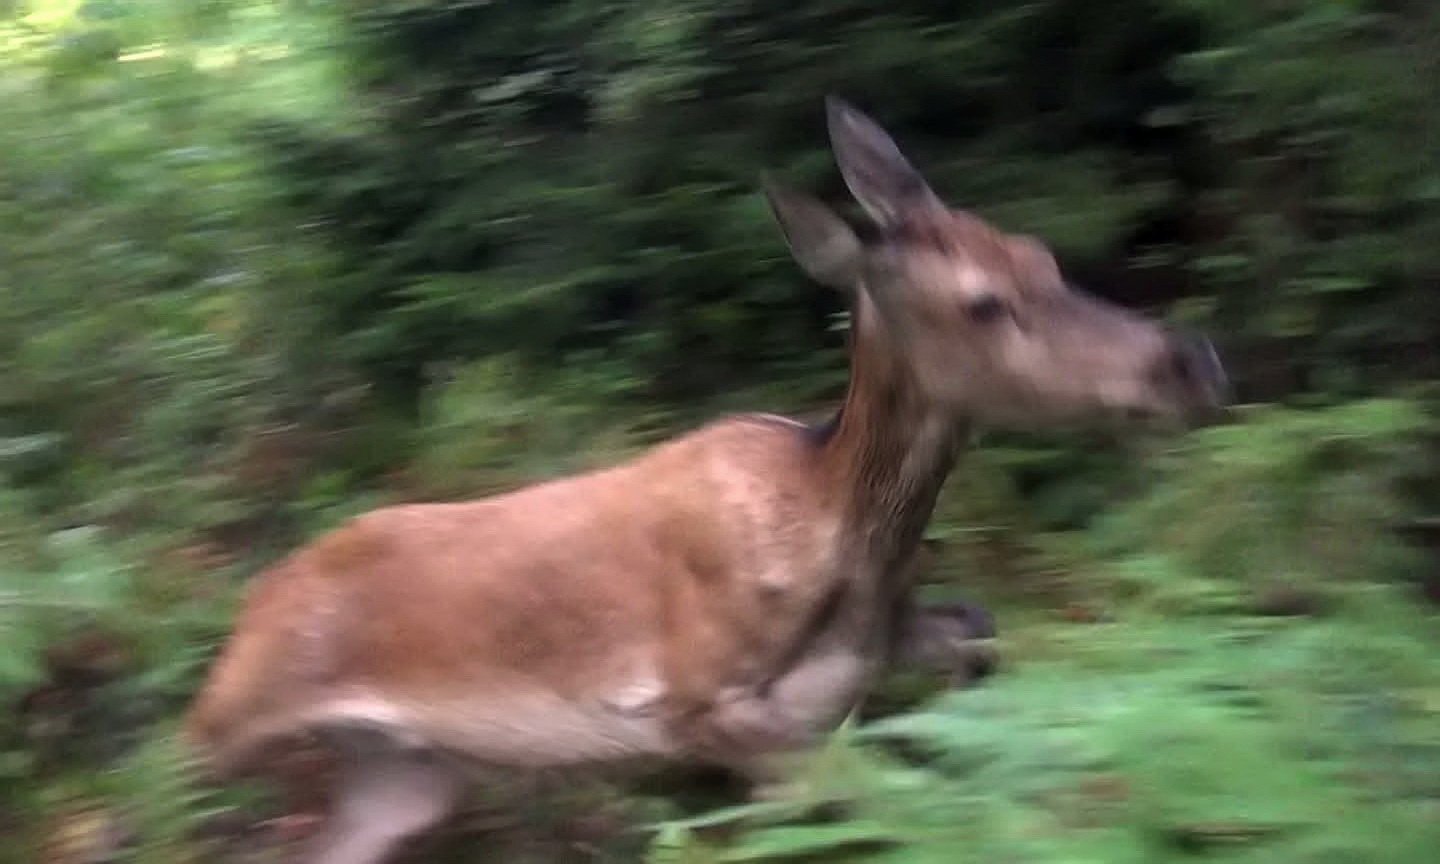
965;295;1009;324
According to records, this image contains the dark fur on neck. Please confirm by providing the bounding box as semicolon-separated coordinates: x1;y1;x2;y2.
821;294;965;580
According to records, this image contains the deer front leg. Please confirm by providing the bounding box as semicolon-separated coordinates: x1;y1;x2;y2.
674;648;868;799
880;542;999;686
687;650;866;753
888;599;999;686
676;604;997;802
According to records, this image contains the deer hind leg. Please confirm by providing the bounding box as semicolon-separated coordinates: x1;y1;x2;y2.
299;730;465;864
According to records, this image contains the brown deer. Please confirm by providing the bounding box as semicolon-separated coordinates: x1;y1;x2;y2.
183;98;1227;863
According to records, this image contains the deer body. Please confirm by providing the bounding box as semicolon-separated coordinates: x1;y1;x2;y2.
192;412;888;771
191;373;964;767
185;99;1226;864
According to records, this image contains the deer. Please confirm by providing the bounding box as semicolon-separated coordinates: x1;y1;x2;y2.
183;97;1227;864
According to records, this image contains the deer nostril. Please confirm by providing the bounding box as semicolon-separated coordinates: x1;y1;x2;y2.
1170;348;1196;384
1161;333;1226;398
1190;335;1227;395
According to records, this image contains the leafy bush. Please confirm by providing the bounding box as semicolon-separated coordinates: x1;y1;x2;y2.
0;522;232;863
0;0;373;555
1089;398;1432;612
413;352;656;496
2;1;1439;862
0;527;134;694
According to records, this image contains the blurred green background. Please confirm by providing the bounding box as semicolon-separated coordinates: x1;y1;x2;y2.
1;1;1438;862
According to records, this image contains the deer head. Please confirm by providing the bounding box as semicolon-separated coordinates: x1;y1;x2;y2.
765;98;1227;430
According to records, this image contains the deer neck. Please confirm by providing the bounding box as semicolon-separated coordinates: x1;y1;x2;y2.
819;294;967;583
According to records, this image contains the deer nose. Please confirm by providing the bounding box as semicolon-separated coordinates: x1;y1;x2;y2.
1159;331;1229;405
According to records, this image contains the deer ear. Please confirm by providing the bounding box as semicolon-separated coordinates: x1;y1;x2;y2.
763;177;862;290
1008;234;1063;289
827;96;939;227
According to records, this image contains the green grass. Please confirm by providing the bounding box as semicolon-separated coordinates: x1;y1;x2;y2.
644;587;1440;864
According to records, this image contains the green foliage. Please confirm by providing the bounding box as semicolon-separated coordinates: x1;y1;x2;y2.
1;0;1438;862
92;733;229;864
1174;1;1440;392
0;527;133;693
414;352;655;496
0;0;358;548
1091;399;1431;607
0;523;235;863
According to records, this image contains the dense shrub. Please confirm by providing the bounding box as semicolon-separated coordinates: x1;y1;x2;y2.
1;1;1437;861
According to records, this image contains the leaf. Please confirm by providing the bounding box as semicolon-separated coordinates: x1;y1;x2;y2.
652;799;807;833
718;821;900;862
